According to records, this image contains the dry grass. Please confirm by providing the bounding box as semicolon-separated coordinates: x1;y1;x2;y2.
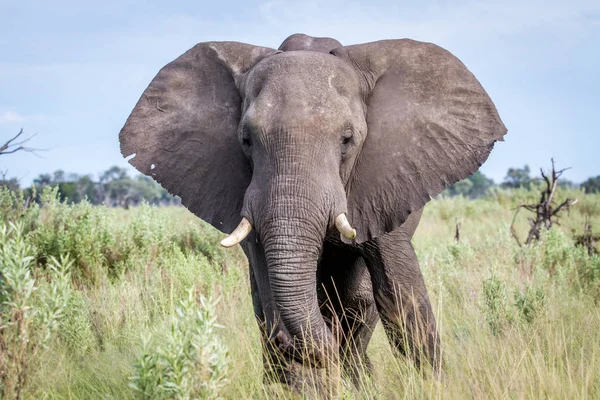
1;187;599;398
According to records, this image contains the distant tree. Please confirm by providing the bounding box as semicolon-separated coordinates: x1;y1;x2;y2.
32;172;75;202
502;165;532;189
99;166;132;206
0;170;20;192
75;174;99;203
52;170;66;183
160;186;179;205
131;175;164;205
581;176;600;193
558;179;576;189
446;170;495;198
447;179;473;197
0;177;20;192
4;166;177;207
57;181;78;203
467;170;495;197
33;173;53;188
100;166;129;182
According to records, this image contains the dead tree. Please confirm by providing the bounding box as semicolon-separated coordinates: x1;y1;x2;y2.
0;129;41;156
510;159;578;246
575;218;600;256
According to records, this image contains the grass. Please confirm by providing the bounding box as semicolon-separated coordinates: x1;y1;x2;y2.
1;186;599;399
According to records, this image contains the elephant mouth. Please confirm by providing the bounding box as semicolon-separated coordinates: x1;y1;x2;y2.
220;213;357;248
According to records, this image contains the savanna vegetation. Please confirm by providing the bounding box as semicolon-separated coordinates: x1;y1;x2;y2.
1;182;599;399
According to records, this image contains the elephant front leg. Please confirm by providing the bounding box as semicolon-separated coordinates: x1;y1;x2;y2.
318;243;379;385
361;230;440;373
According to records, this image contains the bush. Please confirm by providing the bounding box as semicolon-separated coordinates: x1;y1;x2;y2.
481;276;513;335
513;284;546;324
0;222;72;399
130;289;229;399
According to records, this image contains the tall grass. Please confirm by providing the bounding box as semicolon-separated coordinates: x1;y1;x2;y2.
0;186;598;398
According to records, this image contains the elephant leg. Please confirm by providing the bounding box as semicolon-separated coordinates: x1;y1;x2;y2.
361;228;440;372
318;242;379;384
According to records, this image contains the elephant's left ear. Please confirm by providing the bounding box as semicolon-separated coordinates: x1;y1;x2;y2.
119;42;278;234
332;40;507;243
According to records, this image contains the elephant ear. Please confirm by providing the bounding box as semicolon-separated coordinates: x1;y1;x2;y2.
119;42;278;233
332;40;507;243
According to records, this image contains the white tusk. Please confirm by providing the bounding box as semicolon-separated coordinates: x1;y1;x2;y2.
220;217;253;248
335;213;356;241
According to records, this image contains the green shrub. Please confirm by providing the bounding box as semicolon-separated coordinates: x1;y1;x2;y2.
0;187;40;232
130;289;229;399
481;276;513;335
59;291;96;354
535;228;600;297
31;190;116;283
0;222;72;399
513;284;546;324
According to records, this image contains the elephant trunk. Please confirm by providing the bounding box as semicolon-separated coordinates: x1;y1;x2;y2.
258;181;336;367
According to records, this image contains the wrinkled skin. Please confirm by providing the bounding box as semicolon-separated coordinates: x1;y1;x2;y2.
119;33;507;393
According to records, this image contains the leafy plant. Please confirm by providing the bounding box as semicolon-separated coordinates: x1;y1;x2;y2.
0;223;72;399
513;284;546;324
130;289;229;399
481;276;513;335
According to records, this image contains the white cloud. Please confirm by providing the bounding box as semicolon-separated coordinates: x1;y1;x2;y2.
0;111;25;123
0;111;44;124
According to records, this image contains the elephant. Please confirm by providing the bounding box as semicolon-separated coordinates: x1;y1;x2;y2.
119;33;506;392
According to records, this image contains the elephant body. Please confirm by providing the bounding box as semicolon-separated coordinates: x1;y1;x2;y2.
245;206;431;391
119;33;506;393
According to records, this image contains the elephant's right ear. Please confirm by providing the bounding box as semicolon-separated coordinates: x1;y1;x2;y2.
119;42;278;234
332;40;507;243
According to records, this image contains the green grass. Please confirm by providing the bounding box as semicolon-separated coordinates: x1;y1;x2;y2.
1;186;599;399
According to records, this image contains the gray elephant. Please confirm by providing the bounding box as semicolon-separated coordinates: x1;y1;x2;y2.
119;33;506;392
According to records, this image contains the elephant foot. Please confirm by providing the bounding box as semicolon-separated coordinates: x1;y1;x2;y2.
269;328;338;370
263;330;341;398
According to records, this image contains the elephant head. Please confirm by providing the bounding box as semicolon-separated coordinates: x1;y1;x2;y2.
120;33;506;365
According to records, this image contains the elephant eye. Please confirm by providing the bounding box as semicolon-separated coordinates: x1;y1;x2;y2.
241;127;252;149
341;129;353;155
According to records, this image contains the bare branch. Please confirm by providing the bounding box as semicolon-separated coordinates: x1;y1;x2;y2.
550;198;578;217
522;204;538;212
541;169;550;188
0;128;25;153
0;129;44;156
510;206;523;247
575;217;600;256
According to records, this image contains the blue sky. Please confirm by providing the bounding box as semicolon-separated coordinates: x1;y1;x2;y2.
1;0;598;185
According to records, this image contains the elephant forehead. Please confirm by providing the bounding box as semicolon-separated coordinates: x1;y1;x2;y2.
245;51;361;100
246;94;350;132
243;52;363;130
